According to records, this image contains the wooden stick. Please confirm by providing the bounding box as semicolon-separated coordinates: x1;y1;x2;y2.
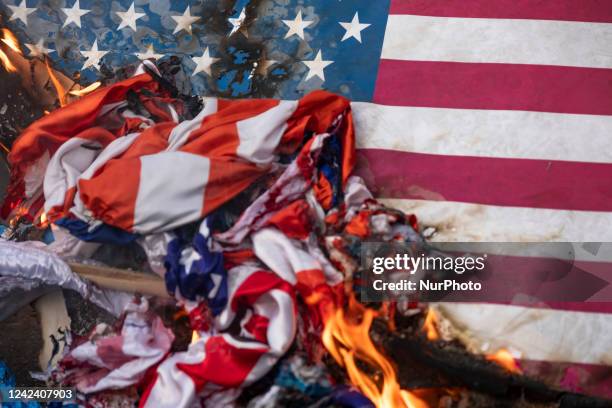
68;262;170;298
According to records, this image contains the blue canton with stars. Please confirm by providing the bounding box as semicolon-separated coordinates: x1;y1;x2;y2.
0;0;390;101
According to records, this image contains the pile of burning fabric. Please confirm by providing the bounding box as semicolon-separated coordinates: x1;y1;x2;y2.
0;64;434;407
1;36;611;407
3;58;612;406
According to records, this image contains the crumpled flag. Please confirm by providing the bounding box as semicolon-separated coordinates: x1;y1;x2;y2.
135;137;415;407
53;297;173;394
4;75;353;243
164;217;228;314
2;73;177;221
137;199;415;407
140;133;342;407
50;125;417;407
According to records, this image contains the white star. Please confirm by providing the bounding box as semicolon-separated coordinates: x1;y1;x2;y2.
116;2;146;31
171;6;201;35
302;50;333;82
191;47;219;76
25;39;53;57
282;10;313;40
80;40;108;70
228;8;248;37
8;0;36;26
339;12;370;43
61;0;91;28
135;44;163;61
180;248;201;274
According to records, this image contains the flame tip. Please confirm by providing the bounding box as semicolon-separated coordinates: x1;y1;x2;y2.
423;309;440;341
486;349;522;374
191;330;200;344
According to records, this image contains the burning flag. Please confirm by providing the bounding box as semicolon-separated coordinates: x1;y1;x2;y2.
3;69;428;407
2;0;612;405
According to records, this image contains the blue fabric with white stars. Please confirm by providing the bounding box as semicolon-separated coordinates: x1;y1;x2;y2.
0;0;391;101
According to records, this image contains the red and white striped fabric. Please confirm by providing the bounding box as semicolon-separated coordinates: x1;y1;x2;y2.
57;298;174;394
352;0;612;398
355;0;612;242
5;78;353;235
138;133;349;408
46;92;354;406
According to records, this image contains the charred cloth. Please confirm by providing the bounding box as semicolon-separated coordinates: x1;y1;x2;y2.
0;10;611;408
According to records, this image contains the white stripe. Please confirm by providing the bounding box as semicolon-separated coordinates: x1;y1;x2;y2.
80;133;141;183
134;152;210;233
380;198;612;243
97;101;127;118
143;343;203;408
236;100;298;164
352;102;612;163
216;264;261;330
243;290;296;385
252;228;321;285
436;303;612;365
43;137;102;212
166;98;218;151
382;15;612;68
253;289;295;355
24;150;50;198
424;242;612;264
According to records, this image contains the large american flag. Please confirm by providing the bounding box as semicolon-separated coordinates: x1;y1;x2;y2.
3;0;612;399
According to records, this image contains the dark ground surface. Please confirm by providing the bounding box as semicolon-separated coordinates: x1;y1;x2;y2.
0;305;44;386
0;290;116;387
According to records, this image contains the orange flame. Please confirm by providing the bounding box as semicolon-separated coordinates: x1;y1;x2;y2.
486;349;521;374
422;309;439;341
45;57;68;106
69;81;102;97
45;58;100;106
0;50;16;72
322;296;428;408
1;28;22;54
0;28;21;73
191;330;200;344
8;205;28;228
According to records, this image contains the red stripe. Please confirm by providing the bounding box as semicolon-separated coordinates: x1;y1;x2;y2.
374;60;612;115
177;336;267;389
356;149;612;212
231;271;294;312
447;255;612;304
243;314;270;343
389;0;612;23
519;359;612;399
480;302;612;314
544;302;612;313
